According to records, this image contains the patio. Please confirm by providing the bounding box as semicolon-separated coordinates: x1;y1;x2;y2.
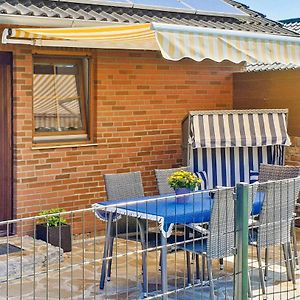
0;217;300;299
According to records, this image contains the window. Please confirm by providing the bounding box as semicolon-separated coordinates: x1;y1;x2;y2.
32;56;91;144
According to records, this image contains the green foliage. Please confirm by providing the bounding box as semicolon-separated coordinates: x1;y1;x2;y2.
39;208;67;227
167;170;201;191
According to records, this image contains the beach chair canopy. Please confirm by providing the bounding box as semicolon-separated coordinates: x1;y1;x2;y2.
182;109;290;189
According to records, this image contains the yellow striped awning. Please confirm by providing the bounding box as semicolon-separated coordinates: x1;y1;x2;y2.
2;22;300;65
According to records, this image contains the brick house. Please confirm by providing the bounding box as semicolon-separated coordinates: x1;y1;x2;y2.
0;0;299;235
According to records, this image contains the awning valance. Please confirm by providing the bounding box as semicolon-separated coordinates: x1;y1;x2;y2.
190;109;291;149
2;22;300;65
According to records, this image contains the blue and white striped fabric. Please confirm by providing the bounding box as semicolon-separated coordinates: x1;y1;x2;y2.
195;170;208;190
249;170;259;184
191;145;284;189
190;111;290;149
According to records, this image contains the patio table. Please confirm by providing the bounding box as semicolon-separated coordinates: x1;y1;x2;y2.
93;190;264;298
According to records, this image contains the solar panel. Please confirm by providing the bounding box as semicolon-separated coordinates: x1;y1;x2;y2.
132;0;194;13
62;0;133;8
181;0;247;16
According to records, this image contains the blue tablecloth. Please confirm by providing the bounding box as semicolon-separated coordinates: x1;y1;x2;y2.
93;191;264;238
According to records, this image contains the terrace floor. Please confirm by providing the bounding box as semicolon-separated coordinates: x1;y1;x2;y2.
0;229;300;299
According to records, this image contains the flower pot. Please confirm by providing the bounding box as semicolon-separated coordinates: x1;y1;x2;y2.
36;223;72;252
175;187;191;203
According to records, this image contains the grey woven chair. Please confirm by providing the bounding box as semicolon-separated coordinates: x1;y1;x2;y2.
258;164;300;183
100;171;151;292
258;164;300;271
177;187;235;300
155;166;189;195
248;177;300;295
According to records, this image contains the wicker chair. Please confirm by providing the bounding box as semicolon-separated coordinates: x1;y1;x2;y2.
155;166;189;195
258;164;300;271
258;164;300;183
248;177;300;295
177;187;235;300
100;171;180;295
100;171;155;292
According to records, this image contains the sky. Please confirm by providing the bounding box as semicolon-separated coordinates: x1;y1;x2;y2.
238;0;300;21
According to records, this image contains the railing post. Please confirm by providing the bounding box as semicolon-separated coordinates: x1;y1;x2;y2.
234;183;249;300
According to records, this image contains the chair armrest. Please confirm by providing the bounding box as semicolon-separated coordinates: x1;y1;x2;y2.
186;223;209;235
248;218;259;228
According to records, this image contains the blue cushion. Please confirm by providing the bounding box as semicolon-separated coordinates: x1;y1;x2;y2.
195;170;208;190
249;170;259;184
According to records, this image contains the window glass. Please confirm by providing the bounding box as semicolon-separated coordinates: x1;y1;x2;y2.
32;56;90;144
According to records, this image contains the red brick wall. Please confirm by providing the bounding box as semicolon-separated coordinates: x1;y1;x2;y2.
1;39;242;231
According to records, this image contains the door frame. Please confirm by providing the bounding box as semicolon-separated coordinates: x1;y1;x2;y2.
0;52;14;236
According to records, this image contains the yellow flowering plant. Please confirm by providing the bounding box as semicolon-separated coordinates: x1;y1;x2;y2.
167;170;201;191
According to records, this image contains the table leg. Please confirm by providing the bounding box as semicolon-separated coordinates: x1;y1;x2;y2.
137;220;148;298
100;212;113;290
160;233;168;299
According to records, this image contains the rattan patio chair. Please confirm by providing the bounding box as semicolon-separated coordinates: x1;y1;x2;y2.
258;164;300;271
155;166;190;195
177;187;235;300
248;177;300;295
100;171;180;296
100;171;153;292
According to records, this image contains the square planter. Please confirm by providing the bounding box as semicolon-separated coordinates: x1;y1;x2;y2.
36;224;72;252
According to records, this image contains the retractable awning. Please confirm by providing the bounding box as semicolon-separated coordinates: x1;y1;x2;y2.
190;109;291;149
2;23;300;65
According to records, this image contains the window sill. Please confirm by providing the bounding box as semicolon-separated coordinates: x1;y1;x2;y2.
31;143;99;150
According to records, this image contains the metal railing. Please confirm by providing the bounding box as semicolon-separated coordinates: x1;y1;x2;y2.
0;179;299;299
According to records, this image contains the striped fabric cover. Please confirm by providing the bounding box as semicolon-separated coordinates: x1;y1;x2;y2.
195;170;208;190
192;145;284;189
7;23;300;67
153;23;300;65
249;170;259;184
190;111;290;149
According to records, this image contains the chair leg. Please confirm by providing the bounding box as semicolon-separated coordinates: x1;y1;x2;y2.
256;247;266;295
100;238;109;289
202;255;206;281
287;242;296;286
291;225;299;269
207;257;215;300
107;237;114;281
264;248;268;281
195;254;200;280
282;243;292;281
100;214;113;290
137;221;148;297
248;272;253;298
219;258;224;270
159;251;162;271
186;252;191;285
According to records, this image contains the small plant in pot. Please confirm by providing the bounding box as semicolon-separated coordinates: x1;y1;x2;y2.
168;170;201;203
36;208;72;252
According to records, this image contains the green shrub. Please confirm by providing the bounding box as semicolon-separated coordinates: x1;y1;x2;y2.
39;208;67;227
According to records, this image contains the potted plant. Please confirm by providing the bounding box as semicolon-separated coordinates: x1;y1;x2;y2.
168;170;201;203
36;208;72;252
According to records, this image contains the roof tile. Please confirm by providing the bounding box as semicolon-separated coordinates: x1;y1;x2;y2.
1;0;299;38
